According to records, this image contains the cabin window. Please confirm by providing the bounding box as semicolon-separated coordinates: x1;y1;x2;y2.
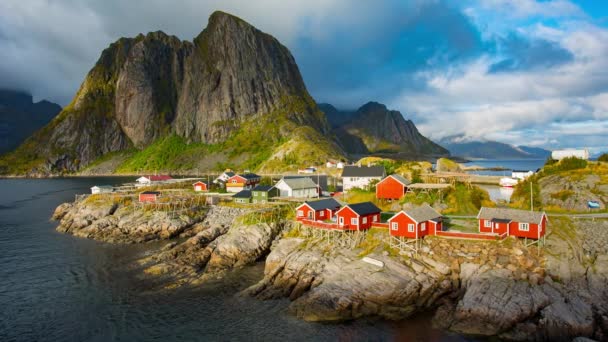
297;210;303;217
391;222;398;231
408;224;414;232
484;220;491;228
232;179;237;183
519;223;529;231
351;218;358;225
362;217;367;224
320;211;325;217
373;215;378;222
421;223;426;231
262;193;266;197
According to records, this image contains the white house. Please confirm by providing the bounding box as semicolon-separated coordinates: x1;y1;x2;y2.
336;162;345;169
511;170;534;180
91;185;113;194
274;177;318;198
136;175;172;185
213;170;235;184
326;161;336;168
551;149;589;161
341;165;386;191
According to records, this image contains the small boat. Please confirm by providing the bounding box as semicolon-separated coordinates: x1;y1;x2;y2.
499;177;519;188
588;201;600;209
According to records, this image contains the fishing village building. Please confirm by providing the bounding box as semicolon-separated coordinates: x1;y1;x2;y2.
225;173;262;193
192;181;208;192
251;185;278;204
477;207;547;239
90;185;113;194
387;204;442;238
376;174;411;200
274;177;318;198
341;165;386;191
232;190;253;204
296;198;342;221
335;202;381;230
136;175;173;185
139;191;161;203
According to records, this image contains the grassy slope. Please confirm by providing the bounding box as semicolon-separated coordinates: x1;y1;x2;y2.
511;159;608;212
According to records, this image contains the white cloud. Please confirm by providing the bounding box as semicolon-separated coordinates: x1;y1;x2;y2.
392;21;608;151
479;0;584;19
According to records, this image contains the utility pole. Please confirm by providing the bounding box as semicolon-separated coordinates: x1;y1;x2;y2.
530;180;533;211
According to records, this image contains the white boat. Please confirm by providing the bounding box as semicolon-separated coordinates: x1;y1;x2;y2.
499;177;519;188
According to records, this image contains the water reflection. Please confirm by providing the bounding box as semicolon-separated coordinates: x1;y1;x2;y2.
478;185;514;203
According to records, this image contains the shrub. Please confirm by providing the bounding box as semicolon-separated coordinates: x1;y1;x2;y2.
599;153;608;162
543;157;587;175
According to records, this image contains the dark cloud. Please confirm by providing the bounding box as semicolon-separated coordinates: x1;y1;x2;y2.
294;1;486;108
489;33;574;73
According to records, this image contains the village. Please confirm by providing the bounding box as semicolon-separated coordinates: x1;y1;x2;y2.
83;151;583;255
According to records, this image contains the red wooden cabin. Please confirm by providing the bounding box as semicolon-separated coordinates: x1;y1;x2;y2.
139;191;161;203
225;173;262;192
376;174;411;200
335;202;381;230
477;207;547;239
296;198;342;222
193;181;208;192
387;204;442;238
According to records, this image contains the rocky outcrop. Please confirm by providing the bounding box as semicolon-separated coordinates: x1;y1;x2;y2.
321;101;449;156
3;11;339;174
141;217;286;285
245;236;454;322
539;173;606;211
53;197;207;243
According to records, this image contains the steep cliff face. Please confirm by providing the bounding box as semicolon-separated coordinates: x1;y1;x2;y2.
322;101;449;156
1;11;339;174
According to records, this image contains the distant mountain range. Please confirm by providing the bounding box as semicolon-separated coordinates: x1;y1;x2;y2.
439;136;551;160
0;90;61;154
319;102;449;157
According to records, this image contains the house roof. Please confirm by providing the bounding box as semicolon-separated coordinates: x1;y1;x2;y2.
399;204;441;223
512;170;533;173
223;171;236;177
92;185;113;189
380;174;411;186
240;173;261;180
193;181;208;185
280;177;318;190
233;190;252;198
252;185;274;192
477;207;545;225
341;165;385;178
345;202;381;216
491;218;512;223
302;198;342;211
141;191;161;195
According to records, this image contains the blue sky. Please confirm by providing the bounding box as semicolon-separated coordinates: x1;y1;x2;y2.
0;0;607;153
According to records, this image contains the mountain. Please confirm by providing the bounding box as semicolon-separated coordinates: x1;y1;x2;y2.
0;11;343;175
319;102;449;157
0;90;61;154
439;136;551;159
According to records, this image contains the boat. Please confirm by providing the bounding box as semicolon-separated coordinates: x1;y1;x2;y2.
588;201;601;209
499;177;519;188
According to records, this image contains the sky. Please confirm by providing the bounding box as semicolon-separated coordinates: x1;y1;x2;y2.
0;0;607;153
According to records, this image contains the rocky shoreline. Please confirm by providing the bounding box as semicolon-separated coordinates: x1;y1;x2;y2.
52;199;608;340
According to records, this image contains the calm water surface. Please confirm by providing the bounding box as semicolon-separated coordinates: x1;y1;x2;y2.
0;178;466;341
462;159;545;176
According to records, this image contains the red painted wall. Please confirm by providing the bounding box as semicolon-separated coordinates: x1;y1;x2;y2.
193;182;208;191
388;212;430;238
139;194;158;202
376;177;406;200
296;205;315;221
479;217;546;239
336;206;358;230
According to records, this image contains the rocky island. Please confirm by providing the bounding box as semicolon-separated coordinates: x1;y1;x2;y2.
51;186;608;341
